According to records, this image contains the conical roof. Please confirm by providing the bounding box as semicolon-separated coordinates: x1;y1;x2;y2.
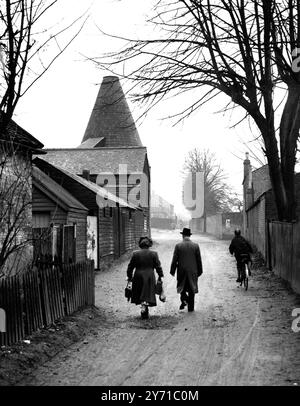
81;76;142;147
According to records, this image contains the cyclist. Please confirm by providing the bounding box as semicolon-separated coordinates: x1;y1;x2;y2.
229;229;253;282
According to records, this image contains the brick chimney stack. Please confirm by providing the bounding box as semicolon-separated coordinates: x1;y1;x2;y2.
243;152;251;180
243;152;253;235
82;169;90;181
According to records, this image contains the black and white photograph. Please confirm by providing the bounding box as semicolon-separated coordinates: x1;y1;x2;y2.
0;0;300;393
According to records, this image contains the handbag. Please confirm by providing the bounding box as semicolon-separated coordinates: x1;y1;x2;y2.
155;279;166;302
125;281;132;302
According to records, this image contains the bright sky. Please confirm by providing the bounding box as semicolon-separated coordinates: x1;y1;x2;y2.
15;0;255;218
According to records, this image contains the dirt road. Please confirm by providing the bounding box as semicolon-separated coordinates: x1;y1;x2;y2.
20;230;300;386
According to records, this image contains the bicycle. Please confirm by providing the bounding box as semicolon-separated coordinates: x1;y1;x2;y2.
239;253;251;291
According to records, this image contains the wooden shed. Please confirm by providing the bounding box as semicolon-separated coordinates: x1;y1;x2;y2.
33;158;143;270
32;166;88;264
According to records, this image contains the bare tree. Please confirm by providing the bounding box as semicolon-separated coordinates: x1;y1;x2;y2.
0;141;32;277
94;0;300;221
0;138;60;278
183;148;238;220
0;0;87;134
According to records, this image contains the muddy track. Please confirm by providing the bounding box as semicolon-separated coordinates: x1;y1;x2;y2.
19;230;300;386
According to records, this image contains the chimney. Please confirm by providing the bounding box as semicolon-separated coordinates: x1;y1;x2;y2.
243;152;254;209
243;152;251;181
82;169;90;181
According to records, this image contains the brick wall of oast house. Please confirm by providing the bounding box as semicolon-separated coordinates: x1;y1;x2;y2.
1;152;33;276
32;187;87;263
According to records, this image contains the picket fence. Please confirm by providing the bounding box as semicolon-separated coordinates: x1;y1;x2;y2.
0;260;94;346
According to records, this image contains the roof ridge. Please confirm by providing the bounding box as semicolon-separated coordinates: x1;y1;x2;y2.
44;146;147;151
34;158;140;210
32;166;88;211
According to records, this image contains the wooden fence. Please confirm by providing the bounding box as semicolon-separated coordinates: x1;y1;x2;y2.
0;260;94;346
268;221;300;294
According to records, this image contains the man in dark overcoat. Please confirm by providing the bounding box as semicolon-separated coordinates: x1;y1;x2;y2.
170;228;203;312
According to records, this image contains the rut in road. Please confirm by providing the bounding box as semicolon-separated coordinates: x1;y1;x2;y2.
20;230;300;386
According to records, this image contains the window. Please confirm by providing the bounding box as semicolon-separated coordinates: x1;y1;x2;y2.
32;212;51;228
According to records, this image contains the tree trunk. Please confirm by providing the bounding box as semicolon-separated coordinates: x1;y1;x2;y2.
259;120;289;222
279;84;300;221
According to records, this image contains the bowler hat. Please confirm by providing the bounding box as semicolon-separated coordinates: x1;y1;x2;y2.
180;227;192;236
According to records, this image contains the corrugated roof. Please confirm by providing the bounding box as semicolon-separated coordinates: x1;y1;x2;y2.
34;157;140;210
41;147;148;174
33;166;88;212
82;76;143;147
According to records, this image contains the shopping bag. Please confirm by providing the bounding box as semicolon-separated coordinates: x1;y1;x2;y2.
125;281;132;302
155;279;166;302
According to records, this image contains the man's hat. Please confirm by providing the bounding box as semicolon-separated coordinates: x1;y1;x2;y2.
180;227;192;236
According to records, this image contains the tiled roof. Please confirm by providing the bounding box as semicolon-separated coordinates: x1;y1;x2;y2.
41;147;148;174
33;157;140;210
82;76;143;147
33;166;88;212
0;111;44;153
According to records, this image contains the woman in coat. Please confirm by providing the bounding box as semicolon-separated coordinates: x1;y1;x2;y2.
127;236;164;319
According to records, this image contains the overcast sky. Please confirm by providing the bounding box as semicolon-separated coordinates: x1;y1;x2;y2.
14;0;259;218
